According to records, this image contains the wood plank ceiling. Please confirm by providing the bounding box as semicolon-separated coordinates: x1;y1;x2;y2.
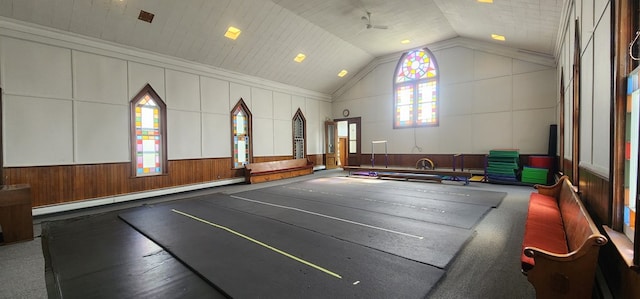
0;0;564;95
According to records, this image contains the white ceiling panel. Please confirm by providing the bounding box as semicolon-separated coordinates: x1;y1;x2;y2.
0;0;564;95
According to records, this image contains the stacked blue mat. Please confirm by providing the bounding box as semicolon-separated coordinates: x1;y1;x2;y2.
486;149;519;183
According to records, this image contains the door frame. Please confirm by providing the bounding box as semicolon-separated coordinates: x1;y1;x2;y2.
333;117;361;166
324;121;338;169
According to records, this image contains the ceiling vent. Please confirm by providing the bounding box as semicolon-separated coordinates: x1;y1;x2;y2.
138;10;154;23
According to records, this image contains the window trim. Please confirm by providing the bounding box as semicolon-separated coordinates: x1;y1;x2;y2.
129;84;168;177
612;0;640;268
230;98;252;169
392;47;440;129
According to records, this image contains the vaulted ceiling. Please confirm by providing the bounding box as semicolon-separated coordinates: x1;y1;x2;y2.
0;0;564;95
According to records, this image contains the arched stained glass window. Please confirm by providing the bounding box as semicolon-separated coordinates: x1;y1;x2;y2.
231;99;252;168
130;84;167;176
393;48;439;128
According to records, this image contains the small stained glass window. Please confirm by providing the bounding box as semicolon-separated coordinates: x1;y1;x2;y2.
393;48;439;128
130;85;166;177
232;99;252;168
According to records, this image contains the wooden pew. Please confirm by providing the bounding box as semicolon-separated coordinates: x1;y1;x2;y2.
244;158;314;184
521;176;607;299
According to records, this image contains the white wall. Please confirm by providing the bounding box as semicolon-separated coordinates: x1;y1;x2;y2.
557;0;611;176
332;38;557;155
0;20;329;167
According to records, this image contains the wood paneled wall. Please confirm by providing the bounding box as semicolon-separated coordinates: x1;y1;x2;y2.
577;166;640;299
4;155;326;208
355;153;544;171
562;158;573;179
578;167;611;224
3;158;243;207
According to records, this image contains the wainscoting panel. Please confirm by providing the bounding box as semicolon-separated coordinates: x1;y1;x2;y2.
578;167;611;227
3;158;242;207
354;153;542;171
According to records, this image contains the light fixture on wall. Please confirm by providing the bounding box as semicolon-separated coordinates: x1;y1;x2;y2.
401;39;411;44
338;70;348;77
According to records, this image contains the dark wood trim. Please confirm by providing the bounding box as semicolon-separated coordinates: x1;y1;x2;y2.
572;18;581;188
613;0;637;232
129;84;168;177
599;3;640;299
230;98;253;169
0;88;3;186
560;68;565;174
611;0;640;266
3;158;242;207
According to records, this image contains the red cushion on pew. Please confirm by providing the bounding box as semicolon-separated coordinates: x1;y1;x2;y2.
521;193;569;271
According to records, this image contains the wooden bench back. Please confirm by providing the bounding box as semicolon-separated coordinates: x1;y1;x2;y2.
246;158;310;173
555;177;605;252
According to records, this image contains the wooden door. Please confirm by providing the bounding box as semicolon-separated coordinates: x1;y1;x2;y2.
324;121;338;169
339;137;347;167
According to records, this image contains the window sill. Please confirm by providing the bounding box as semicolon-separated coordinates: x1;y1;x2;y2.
603;225;639;270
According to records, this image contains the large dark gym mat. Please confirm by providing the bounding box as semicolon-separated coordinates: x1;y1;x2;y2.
41;212;225;299
232;184;491;229
119;199;444;298
276;176;507;207
205;192;475;268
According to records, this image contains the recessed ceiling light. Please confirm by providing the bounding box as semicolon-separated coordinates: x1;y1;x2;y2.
224;26;242;40
338;70;348;77
477;0;493;3
294;53;306;63
400;39;411;44
491;34;506;41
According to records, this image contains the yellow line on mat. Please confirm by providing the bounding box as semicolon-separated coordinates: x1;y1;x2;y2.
171;209;342;279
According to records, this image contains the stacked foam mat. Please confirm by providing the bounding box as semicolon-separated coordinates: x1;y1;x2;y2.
486;149;519;183
521;167;548;185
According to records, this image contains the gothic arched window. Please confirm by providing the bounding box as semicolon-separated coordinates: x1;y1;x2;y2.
393;48;439;128
231;99;252;168
130;84;167;176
